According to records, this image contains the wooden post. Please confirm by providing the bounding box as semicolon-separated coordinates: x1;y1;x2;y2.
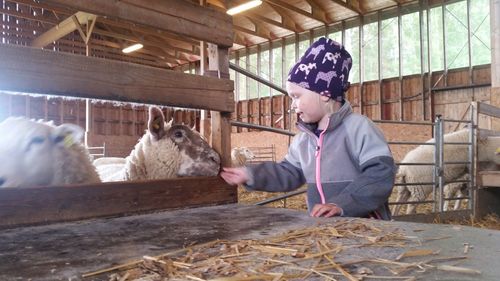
208;43;232;168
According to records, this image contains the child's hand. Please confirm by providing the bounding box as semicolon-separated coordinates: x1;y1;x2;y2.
310;203;342;218
220;167;250;186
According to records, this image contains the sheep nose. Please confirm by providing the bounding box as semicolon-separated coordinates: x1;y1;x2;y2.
0;177;5;187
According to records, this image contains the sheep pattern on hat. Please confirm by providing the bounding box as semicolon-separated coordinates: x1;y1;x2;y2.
287;37;352;101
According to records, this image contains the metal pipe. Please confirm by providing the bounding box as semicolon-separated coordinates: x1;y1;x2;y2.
229;62;287;95
396;162;436;166
373;119;434;126
255;188;307;206
433;115;441;213
394;182;435;186
438;116;445;213
469;104;476;212
230;121;295;136
389;199;435;206
388;141;435;145
432;83;491;92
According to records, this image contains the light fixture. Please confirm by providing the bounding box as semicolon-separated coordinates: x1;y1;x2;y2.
122;43;143;54
226;0;262;15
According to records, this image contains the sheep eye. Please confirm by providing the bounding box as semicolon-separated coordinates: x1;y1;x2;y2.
26;136;45;151
174;131;183;138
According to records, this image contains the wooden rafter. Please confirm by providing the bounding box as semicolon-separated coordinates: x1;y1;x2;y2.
233;25;272;40
331;0;363;15
262;2;305;32
42;0;233;47
31;12;96;47
242;12;297;33
264;0;327;24
304;0;329;23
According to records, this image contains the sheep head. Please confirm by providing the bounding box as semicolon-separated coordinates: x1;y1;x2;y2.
143;107;220;178
165;124;220;177
231;147;256;167
0;117;84;187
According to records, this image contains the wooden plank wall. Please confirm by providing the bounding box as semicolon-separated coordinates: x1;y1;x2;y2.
233;65;492;131
0;92;199;156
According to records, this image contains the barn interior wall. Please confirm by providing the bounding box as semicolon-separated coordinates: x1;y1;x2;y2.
233;65;493;132
0;93;199;157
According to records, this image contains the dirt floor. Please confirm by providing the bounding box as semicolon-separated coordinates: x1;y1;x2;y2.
231;123;500;230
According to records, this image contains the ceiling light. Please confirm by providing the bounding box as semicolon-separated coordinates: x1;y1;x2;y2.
227;0;262;15
122;43;143;54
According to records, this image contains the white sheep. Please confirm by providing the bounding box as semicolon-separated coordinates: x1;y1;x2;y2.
393;129;500;215
443;173;470;211
0;117;101;187
231;147;256;167
94;106;220;182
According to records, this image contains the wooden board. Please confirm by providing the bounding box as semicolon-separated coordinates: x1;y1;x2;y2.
478;171;500;187
42;0;233;47
1;204;500;280
0;177;236;229
0;44;234;112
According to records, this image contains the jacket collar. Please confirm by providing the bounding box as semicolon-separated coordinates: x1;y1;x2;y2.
297;100;353;134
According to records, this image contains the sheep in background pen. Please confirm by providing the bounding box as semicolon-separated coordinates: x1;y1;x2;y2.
231;147;256;167
0;117;101;187
442;173;470;211
94;106;221;182
393;129;500;215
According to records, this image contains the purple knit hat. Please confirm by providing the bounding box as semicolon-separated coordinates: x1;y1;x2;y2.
287;37;352;101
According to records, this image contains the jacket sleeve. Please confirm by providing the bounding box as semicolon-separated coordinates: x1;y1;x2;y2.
328;156;395;217
245;133;306;192
327;117;396;217
244;160;306;192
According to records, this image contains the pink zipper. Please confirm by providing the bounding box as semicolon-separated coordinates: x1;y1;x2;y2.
315;130;327;204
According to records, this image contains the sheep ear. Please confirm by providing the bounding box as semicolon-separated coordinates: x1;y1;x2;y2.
148;106;166;141
52;124;84;146
165;119;173;129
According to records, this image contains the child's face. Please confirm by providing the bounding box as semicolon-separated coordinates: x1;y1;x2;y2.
287;82;329;124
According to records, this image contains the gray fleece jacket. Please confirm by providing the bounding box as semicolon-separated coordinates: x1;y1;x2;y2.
245;101;396;220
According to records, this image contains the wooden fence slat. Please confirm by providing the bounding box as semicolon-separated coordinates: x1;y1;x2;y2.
0;44;234;112
0;177;235;229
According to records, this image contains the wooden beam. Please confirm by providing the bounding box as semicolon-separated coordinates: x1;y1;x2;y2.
265;0;327;24
233;24;272;40
331;0;363;15
0;44;234;112
31;12;96;48
0;6;59;25
304;0;329;23
243;12;297;33
92;27;199;57
43;0;233;47
262;2;305;32
12;0;202;50
0;177;235;229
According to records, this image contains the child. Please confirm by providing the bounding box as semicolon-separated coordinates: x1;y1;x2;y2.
221;37;396;220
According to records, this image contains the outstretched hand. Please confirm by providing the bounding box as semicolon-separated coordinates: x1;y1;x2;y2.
220;167;250;186
310;203;342;218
